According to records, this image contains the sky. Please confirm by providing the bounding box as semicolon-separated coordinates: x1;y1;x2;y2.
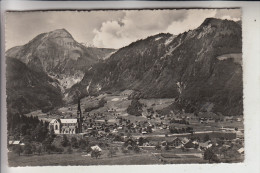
5;9;241;50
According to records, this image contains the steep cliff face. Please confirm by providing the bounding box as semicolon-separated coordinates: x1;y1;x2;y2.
6;29;115;91
5;29;116;114
68;18;242;116
6;58;63;114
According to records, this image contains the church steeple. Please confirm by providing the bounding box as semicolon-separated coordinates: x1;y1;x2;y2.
77;98;82;117
77;98;82;133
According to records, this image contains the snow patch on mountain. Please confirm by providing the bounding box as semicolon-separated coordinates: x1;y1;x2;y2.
160;41;182;60
164;35;176;46
155;37;163;41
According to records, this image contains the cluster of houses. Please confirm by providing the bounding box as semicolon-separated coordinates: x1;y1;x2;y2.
82;115;155;136
138;136;244;157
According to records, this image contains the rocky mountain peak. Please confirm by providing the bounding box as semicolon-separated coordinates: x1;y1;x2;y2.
48;28;73;39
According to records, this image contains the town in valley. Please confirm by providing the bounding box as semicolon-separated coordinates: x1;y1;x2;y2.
6;9;244;166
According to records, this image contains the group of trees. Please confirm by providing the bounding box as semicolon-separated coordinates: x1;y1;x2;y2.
121;138;141;154
126;99;143;116
61;135;91;151
169;126;193;134
13;143;44;156
84;97;107;112
107;147;118;158
170;118;189;125
8;113;58;156
203;148;220;163
8;113;49;142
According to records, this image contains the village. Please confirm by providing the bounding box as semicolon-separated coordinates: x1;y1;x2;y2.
8;90;244;165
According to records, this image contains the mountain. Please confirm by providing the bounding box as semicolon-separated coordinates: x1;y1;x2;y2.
6;29;116;92
67;18;243;116
6;58;63;115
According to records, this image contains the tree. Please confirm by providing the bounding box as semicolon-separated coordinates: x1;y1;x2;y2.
107;147;117;157
79;138;88;150
204;148;219;163
23;135;32;143
203;134;210;142
71;137;78;148
61;135;69;147
126;99;143;116
165;144;170;151
24;143;33;155
133;146;141;153
155;142;161;150
67;146;73;154
31;144;37;154
91;148;102;159
138;137;144;146
121;147;129;155
13;145;23;156
220;147;228;158
37;146;42;155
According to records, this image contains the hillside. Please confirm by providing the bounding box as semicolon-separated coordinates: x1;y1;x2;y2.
67;18;243;116
6;58;63;114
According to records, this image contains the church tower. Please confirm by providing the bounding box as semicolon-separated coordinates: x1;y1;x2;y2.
77;98;83;133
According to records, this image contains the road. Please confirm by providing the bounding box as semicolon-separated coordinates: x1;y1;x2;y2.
124;131;215;138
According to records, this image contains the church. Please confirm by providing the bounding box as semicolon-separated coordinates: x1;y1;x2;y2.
49;99;83;134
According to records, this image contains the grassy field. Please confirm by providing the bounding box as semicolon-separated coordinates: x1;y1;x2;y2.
8;151;162;167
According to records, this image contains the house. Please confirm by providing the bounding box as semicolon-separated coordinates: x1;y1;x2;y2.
91;145;102;152
237;147;244;154
181;137;189;145
9;140;25;146
171;137;183;147
199;141;212;150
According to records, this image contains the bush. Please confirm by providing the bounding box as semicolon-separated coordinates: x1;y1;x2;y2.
121;147;129;155
61;135;70;147
67;146;73;154
91;149;102;159
155;142;161;150
24;143;33;155
165;144;170;151
13;145;23;156
55;147;64;153
133;146;141;153
36;146;42;155
79;138;88;150
71;137;79;148
204;148;219;163
107;147;117;157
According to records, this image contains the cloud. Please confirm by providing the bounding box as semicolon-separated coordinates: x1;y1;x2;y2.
166;9;217;35
215;9;241;21
93;10;188;48
93;9;241;49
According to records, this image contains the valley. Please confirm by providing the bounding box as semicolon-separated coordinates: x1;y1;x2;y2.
6;17;244;166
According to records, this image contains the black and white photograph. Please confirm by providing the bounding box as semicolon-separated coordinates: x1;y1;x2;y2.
4;8;245;166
